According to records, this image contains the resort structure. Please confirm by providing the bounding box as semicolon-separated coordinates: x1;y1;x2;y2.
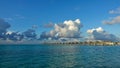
43;40;120;46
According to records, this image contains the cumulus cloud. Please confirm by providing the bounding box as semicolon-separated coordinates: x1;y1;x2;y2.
40;31;52;40
87;27;104;34
23;29;37;40
1;29;37;42
109;7;120;14
0;18;11;33
0;19;24;41
87;27;119;41
0;18;11;40
40;19;82;40
103;16;120;25
0;18;38;42
6;31;24;41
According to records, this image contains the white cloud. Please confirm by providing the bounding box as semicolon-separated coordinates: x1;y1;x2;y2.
103;16;120;25
6;31;13;35
87;28;95;34
109;7;120;14
40;19;83;40
103;7;120;25
52;19;82;38
87;27;119;41
87;27;104;34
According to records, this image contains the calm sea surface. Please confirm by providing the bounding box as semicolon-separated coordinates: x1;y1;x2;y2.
0;44;120;68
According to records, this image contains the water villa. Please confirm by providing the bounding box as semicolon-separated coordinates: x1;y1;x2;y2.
43;41;120;46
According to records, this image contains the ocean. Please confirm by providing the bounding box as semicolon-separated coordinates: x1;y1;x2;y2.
0;44;120;68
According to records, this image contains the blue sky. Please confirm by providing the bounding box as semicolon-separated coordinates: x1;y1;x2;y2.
0;0;120;37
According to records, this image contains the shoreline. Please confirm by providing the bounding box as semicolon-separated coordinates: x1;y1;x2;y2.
43;41;120;46
0;41;120;46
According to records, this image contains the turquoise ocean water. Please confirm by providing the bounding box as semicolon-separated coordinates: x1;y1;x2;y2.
0;44;120;68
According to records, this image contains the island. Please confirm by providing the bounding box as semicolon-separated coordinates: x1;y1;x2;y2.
43;41;120;46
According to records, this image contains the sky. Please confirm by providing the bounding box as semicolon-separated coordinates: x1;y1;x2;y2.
0;0;120;43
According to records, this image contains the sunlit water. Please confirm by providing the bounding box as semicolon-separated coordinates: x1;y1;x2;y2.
0;44;120;68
